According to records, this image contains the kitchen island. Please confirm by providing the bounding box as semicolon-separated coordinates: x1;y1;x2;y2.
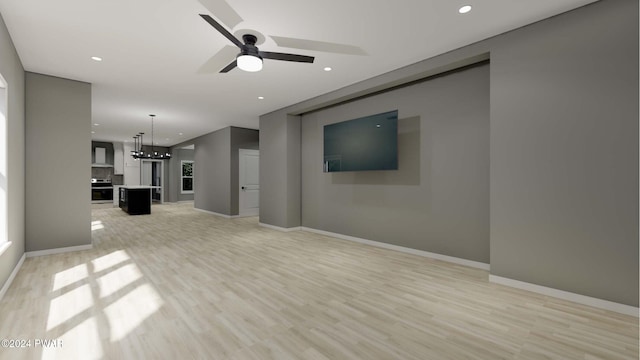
119;186;151;215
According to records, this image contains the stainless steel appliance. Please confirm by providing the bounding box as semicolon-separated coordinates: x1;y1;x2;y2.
91;178;113;202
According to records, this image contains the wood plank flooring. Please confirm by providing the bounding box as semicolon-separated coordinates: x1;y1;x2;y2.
0;202;637;359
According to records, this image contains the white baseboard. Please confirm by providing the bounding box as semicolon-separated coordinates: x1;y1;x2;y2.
231;213;258;219
26;244;93;258
194;208;238;219
259;223;302;232
489;275;639;317
0;253;25;301
300;227;490;271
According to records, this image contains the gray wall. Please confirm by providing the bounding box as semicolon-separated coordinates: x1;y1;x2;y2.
25;72;91;251
301;64;490;263
0;12;25;292
193;127;231;214
259;113;301;227
167;148;194;203
230;127;259;215
260;0;638;306
489;0;638;306
183;126;259;215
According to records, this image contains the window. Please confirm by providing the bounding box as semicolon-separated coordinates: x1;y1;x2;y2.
0;74;7;250
181;160;193;194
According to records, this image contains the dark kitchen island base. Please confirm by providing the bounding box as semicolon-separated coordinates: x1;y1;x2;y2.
119;187;151;215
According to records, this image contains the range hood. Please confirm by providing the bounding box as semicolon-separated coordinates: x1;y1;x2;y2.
92;147;113;167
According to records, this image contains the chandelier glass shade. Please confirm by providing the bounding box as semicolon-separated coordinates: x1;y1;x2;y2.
130;114;172;160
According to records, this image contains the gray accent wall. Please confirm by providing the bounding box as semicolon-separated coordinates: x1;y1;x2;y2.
301;64;490;263
489;0;638;306
193;127;231;214
0;12;25;292
260;0;638;306
180;126;259;216
25;72;91;252
259;113;301;227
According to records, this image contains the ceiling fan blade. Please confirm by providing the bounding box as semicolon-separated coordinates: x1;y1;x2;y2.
199;14;243;48
220;60;238;73
260;51;315;63
271;36;367;56
198;45;238;74
197;0;243;29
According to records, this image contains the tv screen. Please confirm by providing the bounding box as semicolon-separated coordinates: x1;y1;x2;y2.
323;110;398;172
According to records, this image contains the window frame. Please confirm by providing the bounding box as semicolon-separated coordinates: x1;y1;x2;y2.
180;160;194;194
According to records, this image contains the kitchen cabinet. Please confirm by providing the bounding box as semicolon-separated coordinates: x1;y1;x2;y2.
119;186;151;215
113;142;124;175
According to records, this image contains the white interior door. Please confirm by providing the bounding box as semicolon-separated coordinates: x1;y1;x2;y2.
239;149;259;216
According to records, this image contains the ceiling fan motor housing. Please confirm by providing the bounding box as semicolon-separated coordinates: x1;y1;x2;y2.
240;34;261;59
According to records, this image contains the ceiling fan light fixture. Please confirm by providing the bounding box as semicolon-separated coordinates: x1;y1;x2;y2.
237;54;263;72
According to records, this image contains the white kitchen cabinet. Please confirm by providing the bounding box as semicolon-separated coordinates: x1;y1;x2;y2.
113;142;124;175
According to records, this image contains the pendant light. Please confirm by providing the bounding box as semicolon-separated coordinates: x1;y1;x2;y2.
131;114;172;160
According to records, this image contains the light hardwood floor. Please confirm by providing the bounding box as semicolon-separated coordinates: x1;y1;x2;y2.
0;203;637;359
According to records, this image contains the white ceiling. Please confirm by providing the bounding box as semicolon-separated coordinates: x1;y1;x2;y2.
0;0;597;147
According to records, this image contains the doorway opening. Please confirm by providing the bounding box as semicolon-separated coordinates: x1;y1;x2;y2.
141;159;164;203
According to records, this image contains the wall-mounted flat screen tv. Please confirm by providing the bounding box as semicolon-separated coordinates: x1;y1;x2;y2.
323;110;398;172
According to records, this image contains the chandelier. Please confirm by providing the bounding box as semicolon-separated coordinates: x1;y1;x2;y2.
131;114;172;160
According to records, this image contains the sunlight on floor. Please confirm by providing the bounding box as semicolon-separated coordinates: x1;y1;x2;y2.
52;263;88;291
45;249;163;354
46;284;93;331
91;220;104;231
104;284;163;342
96;264;142;298
43;316;103;360
91;250;130;273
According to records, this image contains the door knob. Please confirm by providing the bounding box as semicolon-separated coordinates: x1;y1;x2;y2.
241;186;246;190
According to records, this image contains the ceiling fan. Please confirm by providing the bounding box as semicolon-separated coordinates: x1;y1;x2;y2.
197;0;367;73
199;14;314;73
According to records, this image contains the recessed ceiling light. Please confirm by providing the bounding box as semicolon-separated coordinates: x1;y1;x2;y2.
459;5;472;14
93;123;99;126
179;133;183;136
91;131;95;134
324;67;332;72
91;56;103;62
258;96;264;100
